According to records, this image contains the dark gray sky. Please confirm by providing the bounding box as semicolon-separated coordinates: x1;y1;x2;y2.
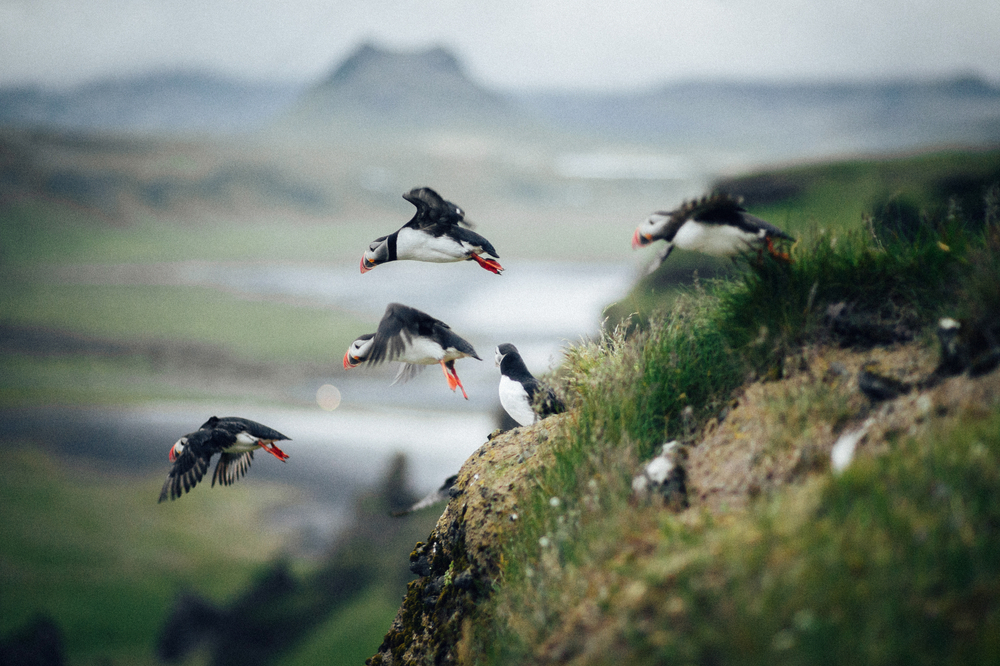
2;0;999;90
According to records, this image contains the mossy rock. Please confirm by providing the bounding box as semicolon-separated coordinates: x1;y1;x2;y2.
367;416;568;666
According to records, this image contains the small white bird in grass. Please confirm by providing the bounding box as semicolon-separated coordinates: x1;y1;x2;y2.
494;343;565;426
360;187;503;274
632;192;794;272
344;303;481;399
632;441;688;508
159;416;290;503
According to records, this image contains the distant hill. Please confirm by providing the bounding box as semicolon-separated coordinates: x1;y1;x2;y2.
0;71;303;134
1;43;998;162
515;75;1000;161
275;42;528;141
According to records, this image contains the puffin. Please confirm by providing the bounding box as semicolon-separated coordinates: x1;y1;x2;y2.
360;187;503;274
344;302;481;399
158;416;290;503
391;474;458;517
494;343;565;427
632;192;794;272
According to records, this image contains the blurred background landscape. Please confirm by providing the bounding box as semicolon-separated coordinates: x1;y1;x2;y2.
2;1;1000;664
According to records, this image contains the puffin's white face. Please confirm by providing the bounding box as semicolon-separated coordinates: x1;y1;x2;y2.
343;335;375;368
632;212;671;249
168;437;186;462
494;346;506;368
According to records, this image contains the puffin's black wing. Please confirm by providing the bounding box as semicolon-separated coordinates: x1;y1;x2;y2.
523;379;565;419
366;303;442;365
158;429;235;502
445;224;500;258
432;322;480;360
391;474;458;517
365;303;410;365
736;212;795;241
201;416;289;442
402;187;466;230
211;450;255;488
684;193;793;240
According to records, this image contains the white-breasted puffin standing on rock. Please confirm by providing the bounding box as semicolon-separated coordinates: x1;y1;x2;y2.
159;416;290;503
495;343;565;426
344;303;481;399
360;187;503;274
632;192;794;272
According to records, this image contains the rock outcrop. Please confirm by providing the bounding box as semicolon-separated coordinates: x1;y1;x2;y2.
367;415;568;666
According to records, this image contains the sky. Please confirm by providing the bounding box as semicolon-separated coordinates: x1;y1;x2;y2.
1;0;999;91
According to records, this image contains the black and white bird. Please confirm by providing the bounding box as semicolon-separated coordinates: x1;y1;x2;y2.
391;474;458;517
495;343;565;427
631;441;689;509
632;192;794;272
857;361;911;403
159;416;290;503
360;187;503;274
344;303;481;399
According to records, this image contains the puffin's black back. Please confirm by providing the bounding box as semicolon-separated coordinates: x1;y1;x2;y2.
198;416;289;442
679;193;793;240
367;303;479;364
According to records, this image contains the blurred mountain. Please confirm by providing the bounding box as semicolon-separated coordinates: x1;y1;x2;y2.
273;42;535;143
1;42;998;160
0;71;303;134
515;74;1000;160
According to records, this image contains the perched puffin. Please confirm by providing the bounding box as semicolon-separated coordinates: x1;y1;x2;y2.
632;192;794;272
159;416;290;503
344;302;481;399
494;343;565;427
360;187;503;274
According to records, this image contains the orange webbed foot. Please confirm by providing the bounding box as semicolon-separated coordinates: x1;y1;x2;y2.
470;253;504;274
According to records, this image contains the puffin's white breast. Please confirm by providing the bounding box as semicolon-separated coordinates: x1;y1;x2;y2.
396;335;446;365
396;227;467;263
499;375;536;427
224;431;262;453
673;220;759;256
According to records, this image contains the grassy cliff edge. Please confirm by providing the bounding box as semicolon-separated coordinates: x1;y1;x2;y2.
369;151;1000;665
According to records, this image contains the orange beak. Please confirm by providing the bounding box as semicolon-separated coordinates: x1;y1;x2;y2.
360;255;374;274
632;228;651;249
343;350;357;369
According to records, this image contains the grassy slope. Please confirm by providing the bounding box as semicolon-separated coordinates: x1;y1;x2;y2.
4;147;998;664
460;148;1000;664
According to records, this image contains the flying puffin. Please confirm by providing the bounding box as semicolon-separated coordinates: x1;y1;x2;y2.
158;416;290;503
632;192;794;272
495;343;565;426
344;302;481;399
391;474;458;517
360;187;503;274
